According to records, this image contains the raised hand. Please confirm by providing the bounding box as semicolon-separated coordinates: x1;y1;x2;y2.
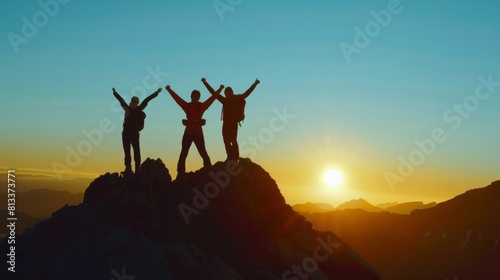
201;78;206;83
112;87;117;93
214;85;224;95
255;78;260;85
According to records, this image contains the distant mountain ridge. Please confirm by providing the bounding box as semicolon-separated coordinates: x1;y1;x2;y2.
314;203;335;210
293;199;436;214
301;181;500;279
291;202;328;213
0;210;45;236
376;202;398;209
385;201;436;214
0;188;83;218
336;198;383;212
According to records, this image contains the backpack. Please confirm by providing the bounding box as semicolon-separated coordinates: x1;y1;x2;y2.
125;109;146;131
138;111;146;131
222;96;246;124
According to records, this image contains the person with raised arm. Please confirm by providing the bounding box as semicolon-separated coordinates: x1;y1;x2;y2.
112;87;161;173
202;78;260;162
166;82;224;177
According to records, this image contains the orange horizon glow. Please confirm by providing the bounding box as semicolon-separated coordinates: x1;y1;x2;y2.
4;152;496;208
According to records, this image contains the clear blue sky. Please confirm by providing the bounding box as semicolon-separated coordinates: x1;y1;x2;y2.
1;0;499;205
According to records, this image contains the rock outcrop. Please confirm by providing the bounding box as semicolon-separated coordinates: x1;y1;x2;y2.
1;158;379;280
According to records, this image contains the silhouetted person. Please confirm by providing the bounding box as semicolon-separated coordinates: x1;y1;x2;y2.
166;83;224;176
113;87;161;173
202;78;260;161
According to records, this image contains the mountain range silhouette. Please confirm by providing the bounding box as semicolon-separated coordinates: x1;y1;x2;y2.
293;200;436;214
0;189;83;218
1;158;379;280
301;181;500;279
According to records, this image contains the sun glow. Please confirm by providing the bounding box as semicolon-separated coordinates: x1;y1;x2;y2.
324;169;343;187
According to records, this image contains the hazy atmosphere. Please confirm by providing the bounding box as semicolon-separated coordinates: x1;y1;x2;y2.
2;0;499;205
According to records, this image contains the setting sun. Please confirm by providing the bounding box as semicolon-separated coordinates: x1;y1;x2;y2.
324;169;343;187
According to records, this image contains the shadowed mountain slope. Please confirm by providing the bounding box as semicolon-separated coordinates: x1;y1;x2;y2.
301;181;500;280
1;158;379;280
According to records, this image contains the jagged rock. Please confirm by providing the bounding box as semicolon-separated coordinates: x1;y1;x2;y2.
1;158;379;280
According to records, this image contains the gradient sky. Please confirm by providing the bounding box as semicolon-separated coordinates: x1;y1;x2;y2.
1;0;499;206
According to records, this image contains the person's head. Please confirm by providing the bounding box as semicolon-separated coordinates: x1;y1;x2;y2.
191;90;201;102
224;87;234;97
130;96;139;108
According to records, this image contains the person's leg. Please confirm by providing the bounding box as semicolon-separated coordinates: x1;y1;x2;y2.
177;132;193;173
222;122;233;160
131;133;141;172
193;133;211;168
230;124;239;160
226;122;239;160
122;132;132;171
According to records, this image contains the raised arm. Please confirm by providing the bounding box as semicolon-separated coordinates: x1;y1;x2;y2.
200;84;224;112
241;78;260;99
112;88;128;109
139;88;161;110
165;85;188;112
202;78;225;103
